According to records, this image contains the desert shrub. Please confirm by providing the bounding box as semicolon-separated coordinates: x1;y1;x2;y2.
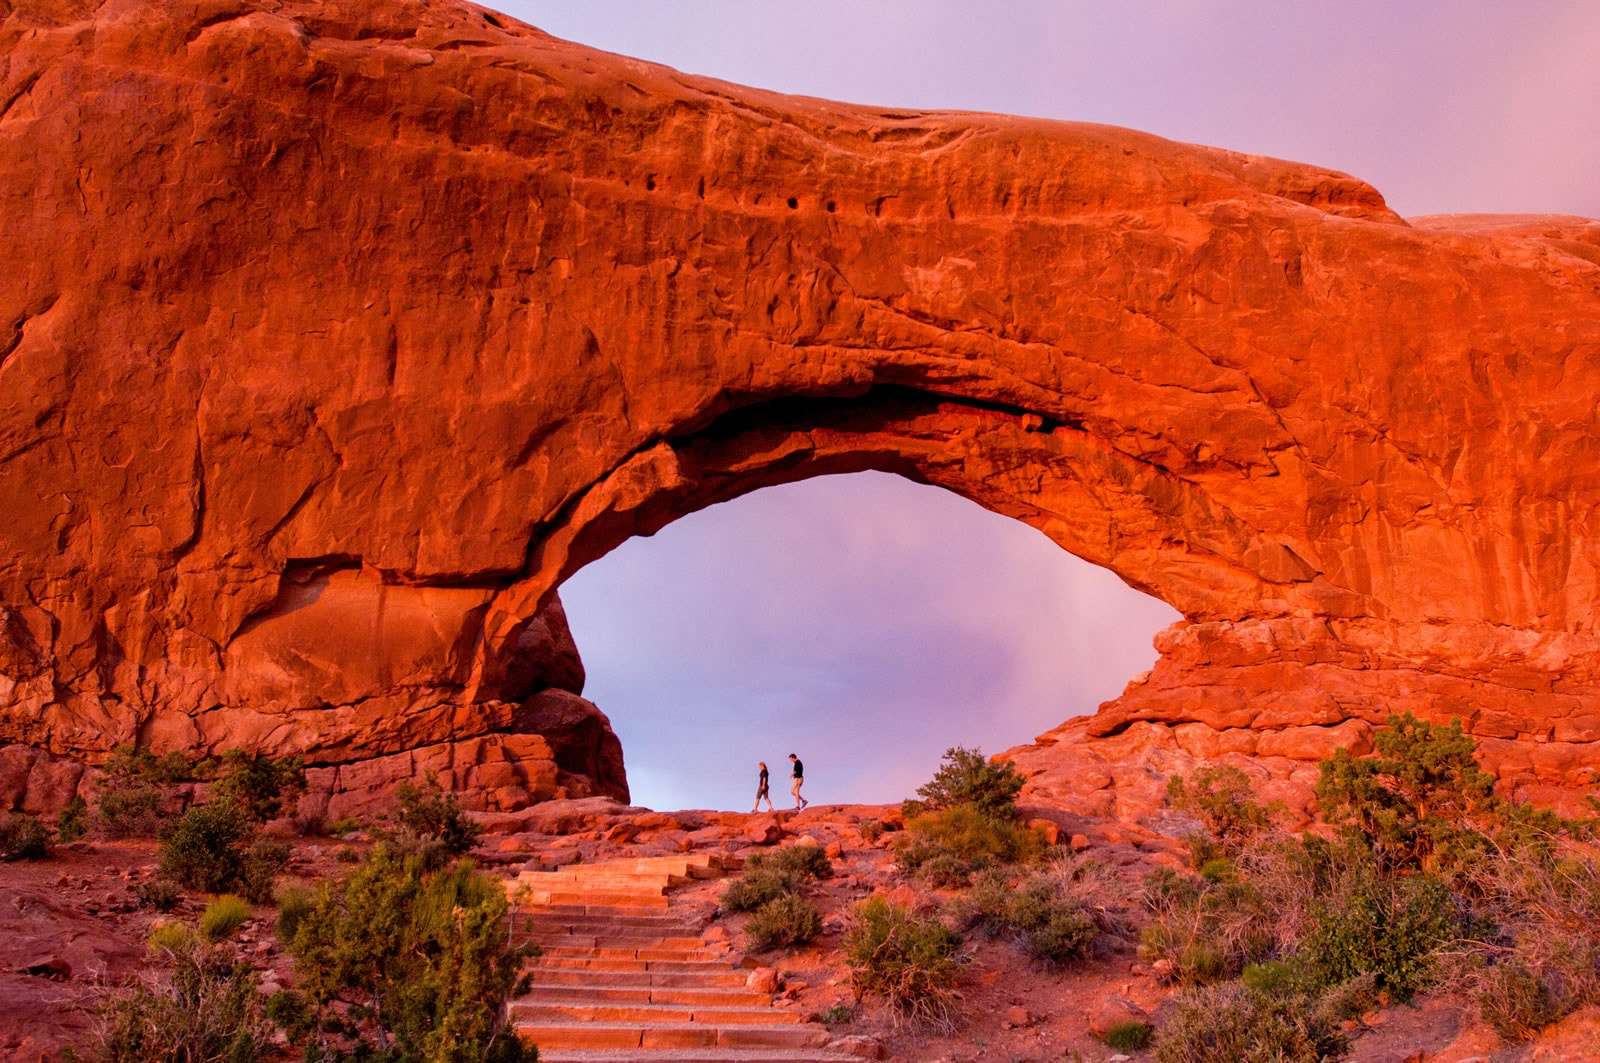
859;819;885;844
1297;865;1456;1000
1139;867;1272;984
1313;712;1563;882
1154;981;1348;1063
1442;851;1600;1040
94;785;168;838
56;795;88;842
724;846;831;915
325;816;363;837
746;894;823;951
95;931;269;1063
811;1001;856;1025
896;804;1042;876
723;866;803;913
844;896;963;1031
1476;962;1565;1042
274;882;316;944
147;919;196;954
914;746;1024;822
211;751;305;824
1241;958;1314;996
960;863;1105;966
1104;1019;1154;1052
133;879;182;911
284;845;533;1061
749;844;833;880
159;801;254;893
1166;765;1274;860
93;746;204;838
389;779;482;869
239;836;289;904
199;894;251;941
919;852;972;888
0;812;50;860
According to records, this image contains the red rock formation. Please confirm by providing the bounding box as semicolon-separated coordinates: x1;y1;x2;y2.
2;0;1598;812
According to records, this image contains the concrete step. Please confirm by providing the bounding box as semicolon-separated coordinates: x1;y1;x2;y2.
522;891;671;909
521;912;704;931
534;956;736;974
535;969;750;989
518;873;680;891
522;903;689;920
521;984;771;1007
529;933;710;949
516;1022;833;1051
512;1001;805;1025
534;941;716;960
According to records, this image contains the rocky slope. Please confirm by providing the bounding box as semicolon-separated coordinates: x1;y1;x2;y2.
2;0;1600;811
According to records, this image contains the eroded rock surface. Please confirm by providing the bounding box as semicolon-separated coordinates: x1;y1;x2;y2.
2;0;1599;811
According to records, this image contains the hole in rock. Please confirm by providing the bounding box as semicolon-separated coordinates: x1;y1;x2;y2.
559;471;1179;811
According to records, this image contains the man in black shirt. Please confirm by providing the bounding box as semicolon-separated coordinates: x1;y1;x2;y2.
788;752;808;810
753;761;775;813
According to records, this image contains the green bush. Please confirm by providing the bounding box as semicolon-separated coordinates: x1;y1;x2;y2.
274;882;316;944
1104;1019;1154;1052
94;784;168;838
746;894;823;951
1166;765;1273;858
723;846;831;913
284;845;533;1061
963;869;1099;966
96;932;269;1062
1154;982;1348;1063
723;867;803;913
844;897;963;1031
93;746;204;838
1477;962;1565;1042
1138;869;1271;985
0;812;50;860
914;746;1024;822
211;751;305;824
748;844;833;880
239;836;289;904
390;779;482;869
133;879;181;912
918;852;973;888
896;804;1043;875
1316;712;1504;878
199;894;251;941
325;816;363;837
56;795;88;842
811;1002;856;1025
147;920;196;955
859;819;885;844
1298;868;1456;1000
159;801;254;893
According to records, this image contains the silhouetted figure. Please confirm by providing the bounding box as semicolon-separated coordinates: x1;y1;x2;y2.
788;752;808;810
753;761;775;813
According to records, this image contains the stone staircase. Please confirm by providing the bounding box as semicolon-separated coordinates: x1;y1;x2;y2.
509;854;857;1062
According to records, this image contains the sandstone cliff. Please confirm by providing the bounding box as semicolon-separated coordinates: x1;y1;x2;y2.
2;0;1598;812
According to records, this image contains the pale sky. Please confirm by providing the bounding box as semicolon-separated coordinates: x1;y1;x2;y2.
502;2;1599;810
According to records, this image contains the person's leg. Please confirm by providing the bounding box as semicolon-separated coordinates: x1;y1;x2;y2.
790;778;801;809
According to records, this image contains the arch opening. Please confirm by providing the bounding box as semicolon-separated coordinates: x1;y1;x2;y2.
558;469;1179;810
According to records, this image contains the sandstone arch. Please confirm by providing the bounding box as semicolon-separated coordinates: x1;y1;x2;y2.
3;0;1600;814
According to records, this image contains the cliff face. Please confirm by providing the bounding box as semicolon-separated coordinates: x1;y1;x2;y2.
3;0;1599;813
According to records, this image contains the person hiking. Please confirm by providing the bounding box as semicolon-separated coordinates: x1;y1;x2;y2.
788;752;808;810
752;760;775;813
